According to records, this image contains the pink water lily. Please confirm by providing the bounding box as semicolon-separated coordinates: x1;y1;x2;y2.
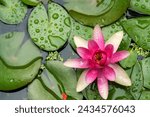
64;25;131;99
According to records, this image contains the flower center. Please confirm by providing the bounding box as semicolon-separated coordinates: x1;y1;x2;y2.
92;50;107;66
93;51;102;64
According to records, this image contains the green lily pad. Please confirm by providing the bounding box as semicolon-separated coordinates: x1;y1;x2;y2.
0;59;41;91
140;57;150;89
21;0;40;6
102;18;131;50
0;32;42;68
129;62;144;100
120;51;137;68
82;82;102;100
0;32;42;91
121;17;150;50
28;79;57;100
64;0;129;26
108;83;133;100
69;19;92;49
0;0;27;24
129;0;150;15
139;90;150;100
28;2;71;51
28;61;83;100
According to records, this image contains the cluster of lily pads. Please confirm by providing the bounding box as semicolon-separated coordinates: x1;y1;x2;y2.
0;0;150;100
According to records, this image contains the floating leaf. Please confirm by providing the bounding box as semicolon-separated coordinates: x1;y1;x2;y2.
129;0;150;15
121;17;150;50
0;0;27;24
0;59;41;91
28;2;71;51
120;51;137;68
28;61;83;100
64;0;129;26
28;79;57;100
139;90;150;100
108;83;133;100
129;62;143;99
21;0;40;6
0;32;42;68
0;32;42;91
140;57;150;89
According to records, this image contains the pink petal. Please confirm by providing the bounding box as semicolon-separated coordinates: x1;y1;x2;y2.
102;66;116;81
111;51;130;63
77;47;92;59
106;31;123;53
85;69;98;84
93;25;105;50
88;40;99;53
74;36;88;48
64;58;90;68
105;44;114;58
109;64;131;86
76;69;90;92
97;76;108;100
105;44;114;65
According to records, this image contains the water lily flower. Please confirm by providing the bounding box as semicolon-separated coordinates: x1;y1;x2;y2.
64;25;131;99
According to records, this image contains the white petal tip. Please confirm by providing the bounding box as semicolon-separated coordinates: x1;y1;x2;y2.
116;31;124;37
76;87;82;92
115;77;132;86
73;36;88;48
101;94;108;100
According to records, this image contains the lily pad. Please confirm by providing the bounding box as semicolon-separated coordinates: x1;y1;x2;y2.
0;0;27;24
21;0;40;6
140;57;150;89
0;32;42;91
139;90;150;100
120;51;137;68
102;18;131;50
129;0;150;15
0;59;41;91
121;17;150;50
28;2;71;51
28;79;57;100
69;19;92;49
129;62;143;100
64;0;129;26
28;61;83;100
108;83;133;100
0;32;42;68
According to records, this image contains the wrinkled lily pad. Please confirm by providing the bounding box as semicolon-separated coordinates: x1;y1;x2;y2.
120;51;137;68
121;17;150;50
0;32;42;68
0;0;27;24
64;0;129;26
28;2;71;51
0;32;42;91
102;18;131;50
140;57;150;89
28;61;83;100
69;19;92;49
130;0;150;15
